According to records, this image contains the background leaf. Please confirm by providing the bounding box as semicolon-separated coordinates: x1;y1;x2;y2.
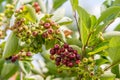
111;65;120;78
57;17;73;25
70;0;78;10
37;0;46;13
3;32;21;58
53;0;67;10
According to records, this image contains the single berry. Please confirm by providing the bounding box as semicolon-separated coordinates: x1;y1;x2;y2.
76;54;81;60
60;48;65;52
67;62;73;67
69;54;76;59
32;31;38;36
60;54;65;58
44;22;51;29
56;49;61;55
64;43;69;48
33;2;39;7
56;62;60;66
67;47;73;52
64;52;69;56
73;50;78;54
62;59;67;65
54;44;59;49
75;60;80;64
47;29;53;34
55;57;61;62
11;55;18;62
50;48;55;55
26;52;32;57
42;32;48;38
35;6;40;13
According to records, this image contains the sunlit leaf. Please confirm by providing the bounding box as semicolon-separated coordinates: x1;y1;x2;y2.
57;17;72;25
70;0;78;10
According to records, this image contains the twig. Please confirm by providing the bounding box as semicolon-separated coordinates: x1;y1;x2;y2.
73;11;81;40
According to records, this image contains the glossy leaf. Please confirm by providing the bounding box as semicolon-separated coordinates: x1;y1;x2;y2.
24;4;37;22
1;63;18;79
70;0;78;10
53;0;67;10
3;32;20;58
108;37;120;65
97;6;120;25
51;8;65;22
111;65;120;78
57;17;72;25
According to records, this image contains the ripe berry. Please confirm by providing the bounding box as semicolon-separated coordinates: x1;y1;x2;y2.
69;54;76;59
33;2;39;7
56;49;61;55
26;52;32;57
55;57;61;62
76;54;80;60
73;50;78;54
47;29;53;34
64;43;69;48
56;62;60;66
64;52;69;56
11;55;18;62
75;60;80;64
50;48;55;55
35;6;40;13
67;62;73;67
44;22;51;29
60;48;65;52
67;47;73;52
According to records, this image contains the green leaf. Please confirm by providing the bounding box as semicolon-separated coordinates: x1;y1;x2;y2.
51;8;65;22
1;63;18;79
56;17;72;25
108;37;120;65
113;0;120;6
100;72;116;80
88;42;109;55
97;6;120;25
37;0;46;13
114;24;120;31
0;59;5;74
77;6;91;29
24;4;37;22
90;15;97;30
70;0;78;10
96;58;109;66
111;65;120;78
53;0;67;10
3;32;21;58
103;31;120;39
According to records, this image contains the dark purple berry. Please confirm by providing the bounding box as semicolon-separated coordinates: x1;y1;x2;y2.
75;60;80;64
62;59;67;64
55;57;61;62
64;52;69;56
60;54;65;58
64;43;69;48
50;48;55;55
67;47;73;52
69;54;76;59
44;22;50;29
11;55;18;62
60;48;65;52
56;62;60;66
76;54;81;60
73;50;78;54
35;6;40;13
56;49;61;55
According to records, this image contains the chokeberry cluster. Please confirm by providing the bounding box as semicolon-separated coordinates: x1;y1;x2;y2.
6;50;32;63
33;2;41;13
50;43;81;67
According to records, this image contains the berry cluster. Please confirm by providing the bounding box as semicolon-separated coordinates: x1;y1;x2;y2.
6;50;32;63
50;43;81;67
4;4;14;18
33;2;41;13
39;16;60;39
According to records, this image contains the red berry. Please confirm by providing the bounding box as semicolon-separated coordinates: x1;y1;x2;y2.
62;59;67;64
64;52;69;56
42;32;48;38
44;22;51;29
56;49;61;55
32;31;38;36
11;55;18;62
64;43;69;48
68;62;73;67
47;29;53;34
33;2;39;7
26;52;32;57
50;48;55;55
35;6;40;13
75;60;80;64
73;50;78;54
54;44;59;49
69;54;76;59
60;54;65;58
56;62;60;66
76;54;81;60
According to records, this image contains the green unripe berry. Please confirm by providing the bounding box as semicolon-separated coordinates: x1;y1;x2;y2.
83;58;88;63
88;57;94;62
